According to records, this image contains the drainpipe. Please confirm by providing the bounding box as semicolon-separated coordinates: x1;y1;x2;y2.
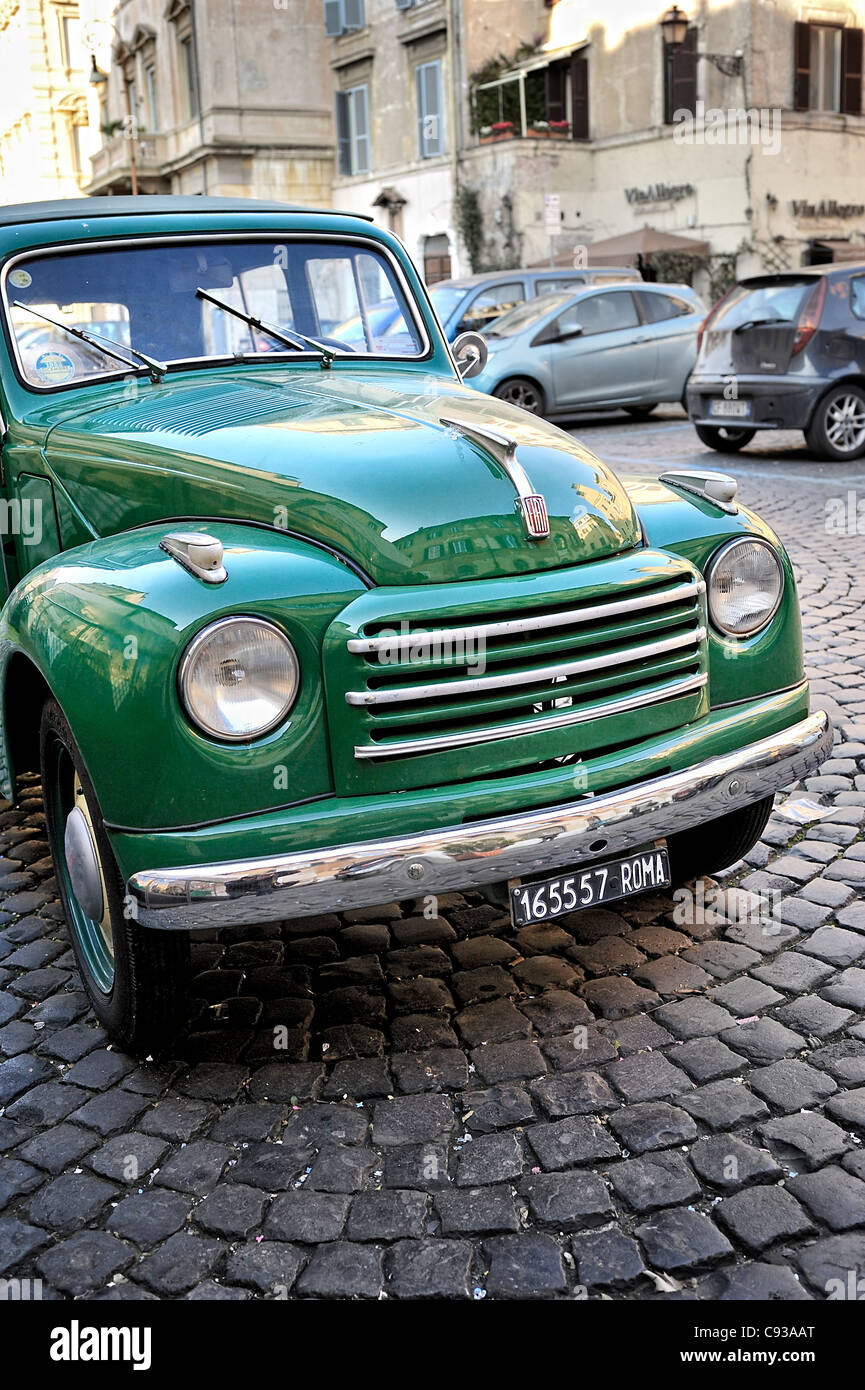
188;0;208;193
447;0;461;270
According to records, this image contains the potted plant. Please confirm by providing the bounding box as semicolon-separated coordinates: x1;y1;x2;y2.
549;120;570;139
529;120;550;139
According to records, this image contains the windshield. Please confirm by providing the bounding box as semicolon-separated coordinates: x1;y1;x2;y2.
4;237;425;389
428;284;467;322
712;280;811;332
484;291;574;338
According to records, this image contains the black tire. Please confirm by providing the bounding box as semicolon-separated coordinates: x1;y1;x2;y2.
625;404;657;419
40;698;189;1053
493;377;546;415
805;384;865;461
668;795;775;886
694;423;756;452
680;372;692;412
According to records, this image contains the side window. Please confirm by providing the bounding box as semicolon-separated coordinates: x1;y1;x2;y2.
850;276;865;320
562;292;639;337
458;282;525;333
536;277;585;294
638;291;693;323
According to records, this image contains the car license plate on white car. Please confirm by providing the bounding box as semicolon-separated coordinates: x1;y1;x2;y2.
510;845;670;927
709;399;751;418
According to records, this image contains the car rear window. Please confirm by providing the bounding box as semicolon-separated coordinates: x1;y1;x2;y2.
712;279;812;332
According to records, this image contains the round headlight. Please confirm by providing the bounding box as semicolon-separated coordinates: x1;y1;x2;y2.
179;617;299;741
706;538;784;637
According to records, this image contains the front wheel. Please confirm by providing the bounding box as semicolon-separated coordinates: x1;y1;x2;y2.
40;698;189;1052
694;423;756;453
805;385;865;460
668;795;775;886
493;377;546;415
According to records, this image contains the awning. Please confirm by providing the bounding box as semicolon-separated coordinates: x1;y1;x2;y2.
474;40;589;89
530;227;710;271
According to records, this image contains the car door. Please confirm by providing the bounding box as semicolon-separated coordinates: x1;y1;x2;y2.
549;290;658;408
635;289;701;397
456;280;526;335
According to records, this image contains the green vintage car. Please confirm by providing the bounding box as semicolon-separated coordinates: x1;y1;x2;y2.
0;197;831;1049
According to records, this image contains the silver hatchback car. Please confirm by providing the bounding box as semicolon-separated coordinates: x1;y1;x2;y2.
468;281;705;418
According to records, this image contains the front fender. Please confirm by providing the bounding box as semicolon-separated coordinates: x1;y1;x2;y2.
627;477;804;707
0;521;365;830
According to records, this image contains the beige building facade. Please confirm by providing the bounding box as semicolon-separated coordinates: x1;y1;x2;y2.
324;0;865;285
84;0;335;202
0;0;111;205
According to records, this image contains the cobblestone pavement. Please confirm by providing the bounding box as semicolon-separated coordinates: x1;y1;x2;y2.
2;412;865;1302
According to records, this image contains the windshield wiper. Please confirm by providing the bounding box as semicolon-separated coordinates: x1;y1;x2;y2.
12;301;166;382
195;288;336;366
733;316;793;334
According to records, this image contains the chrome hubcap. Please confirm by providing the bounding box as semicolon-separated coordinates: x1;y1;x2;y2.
825;393;865;452
65;782;113;961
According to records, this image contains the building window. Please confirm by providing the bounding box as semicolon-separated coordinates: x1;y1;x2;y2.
61;14;81;69
663;24;697;124
179;35;199;118
70;123;84;174
324;0;364;37
545;54;589;139
423;234;451;283
144;63;159;131
336;85;370;175
794;21;862;114
416;60;444;158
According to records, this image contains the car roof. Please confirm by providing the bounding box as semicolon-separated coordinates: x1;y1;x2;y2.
0;196;374;227
431;267;634;291
739;262;865;286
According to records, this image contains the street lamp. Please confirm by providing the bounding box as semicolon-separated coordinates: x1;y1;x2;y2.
88;49;139;194
659;6;744;78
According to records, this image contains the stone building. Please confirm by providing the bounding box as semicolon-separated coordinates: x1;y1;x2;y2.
0;0;111;204
83;0;335;201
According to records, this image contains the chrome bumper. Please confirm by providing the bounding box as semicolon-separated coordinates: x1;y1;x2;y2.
125;710;832;931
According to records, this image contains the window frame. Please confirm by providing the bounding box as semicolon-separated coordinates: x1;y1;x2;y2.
336;84;370;176
415;59;444;159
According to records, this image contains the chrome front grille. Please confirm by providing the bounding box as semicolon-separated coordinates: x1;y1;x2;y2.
340;565;708;764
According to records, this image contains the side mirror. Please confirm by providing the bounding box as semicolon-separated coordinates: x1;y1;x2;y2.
452;331;488;380
558;324;583;341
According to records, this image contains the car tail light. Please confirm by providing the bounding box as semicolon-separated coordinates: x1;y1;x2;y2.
696;287;734;353
791;278;826;356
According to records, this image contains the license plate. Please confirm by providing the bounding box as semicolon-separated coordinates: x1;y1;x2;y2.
510;846;670;927
709;398;751;418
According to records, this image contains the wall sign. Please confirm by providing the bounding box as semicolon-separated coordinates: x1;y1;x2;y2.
791;200;865;219
626;183;695;205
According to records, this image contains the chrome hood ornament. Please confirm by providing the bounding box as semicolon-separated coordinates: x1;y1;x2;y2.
440;415;551;540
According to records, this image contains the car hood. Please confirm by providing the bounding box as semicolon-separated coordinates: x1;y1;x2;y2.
42;367;640;585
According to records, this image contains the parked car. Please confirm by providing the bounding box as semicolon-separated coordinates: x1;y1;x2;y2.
0;197;830;1048
687;262;865;459
467;282;705;417
428;266;640;341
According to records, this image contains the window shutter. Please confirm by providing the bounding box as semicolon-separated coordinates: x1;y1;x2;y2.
343;0;364;31
670;26;697;121
842;27;863;115
794;20;811;110
335;90;351;173
545;62;567;122
571;54;588;138
396;0;414;9
354;85;370;172
324;0;343;37
425;63;442;154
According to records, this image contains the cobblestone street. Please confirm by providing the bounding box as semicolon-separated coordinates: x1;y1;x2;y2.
1;411;864;1302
